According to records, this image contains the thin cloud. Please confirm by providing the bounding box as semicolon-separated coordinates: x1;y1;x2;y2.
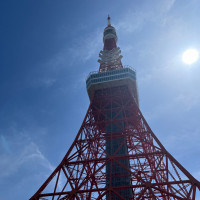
174;93;200;111
0;129;55;200
0;135;11;154
30;27;102;89
41;28;102;70
0;131;54;178
117;0;176;34
143;93;200;122
66;29;102;64
31;77;57;88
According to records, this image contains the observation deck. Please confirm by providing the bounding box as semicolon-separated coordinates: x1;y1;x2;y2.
86;66;139;105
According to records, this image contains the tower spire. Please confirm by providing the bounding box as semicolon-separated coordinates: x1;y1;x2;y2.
98;16;123;72
107;14;111;26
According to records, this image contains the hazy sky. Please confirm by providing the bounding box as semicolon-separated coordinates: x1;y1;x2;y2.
1;0;200;199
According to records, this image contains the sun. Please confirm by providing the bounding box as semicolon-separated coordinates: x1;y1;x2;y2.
182;49;199;65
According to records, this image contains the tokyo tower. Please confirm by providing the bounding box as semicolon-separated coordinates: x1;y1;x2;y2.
30;16;200;200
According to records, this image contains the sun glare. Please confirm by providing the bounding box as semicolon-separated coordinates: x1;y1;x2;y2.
182;49;199;65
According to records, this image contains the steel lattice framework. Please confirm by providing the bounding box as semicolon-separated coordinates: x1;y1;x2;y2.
30;86;200;200
30;16;200;200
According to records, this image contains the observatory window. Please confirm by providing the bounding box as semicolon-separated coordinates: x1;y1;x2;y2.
104;28;116;36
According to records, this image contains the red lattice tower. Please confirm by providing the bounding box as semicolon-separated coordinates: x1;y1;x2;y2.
30;16;200;200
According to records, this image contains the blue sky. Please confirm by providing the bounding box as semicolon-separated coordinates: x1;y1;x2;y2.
1;0;200;199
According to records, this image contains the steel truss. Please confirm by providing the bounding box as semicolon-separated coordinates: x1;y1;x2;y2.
30;85;200;200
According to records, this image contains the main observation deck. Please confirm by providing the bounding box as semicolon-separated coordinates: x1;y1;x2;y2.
86;66;139;105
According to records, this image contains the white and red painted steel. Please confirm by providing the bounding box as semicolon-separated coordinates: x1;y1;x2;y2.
30;16;200;200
